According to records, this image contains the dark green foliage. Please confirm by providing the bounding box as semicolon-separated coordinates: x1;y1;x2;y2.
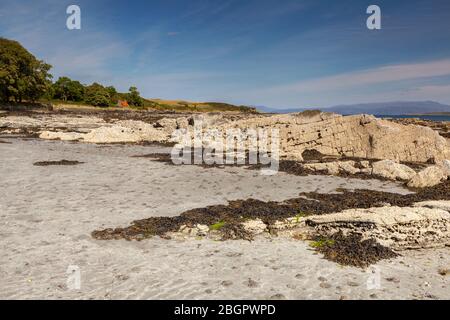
84;82;111;107
127;86;143;107
53;77;85;102
0;38;52;103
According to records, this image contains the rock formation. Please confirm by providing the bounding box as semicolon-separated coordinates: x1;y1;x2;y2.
371;160;417;181
305;201;450;250
2;111;450;188
215;112;450;163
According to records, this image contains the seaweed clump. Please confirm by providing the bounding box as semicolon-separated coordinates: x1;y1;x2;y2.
311;232;398;268
34;160;84;166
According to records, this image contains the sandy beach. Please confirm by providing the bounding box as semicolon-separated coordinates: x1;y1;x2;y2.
1;137;448;299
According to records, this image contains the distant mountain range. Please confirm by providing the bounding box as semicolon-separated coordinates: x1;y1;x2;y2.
257;101;450;115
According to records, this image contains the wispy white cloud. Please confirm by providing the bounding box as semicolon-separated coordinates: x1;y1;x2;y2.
267;59;450;94
233;59;450;107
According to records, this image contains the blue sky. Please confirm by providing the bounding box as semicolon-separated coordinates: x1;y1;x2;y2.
1;0;450;108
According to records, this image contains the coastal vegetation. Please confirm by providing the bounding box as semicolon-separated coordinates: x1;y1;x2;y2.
0;37;256;113
0;38;52;104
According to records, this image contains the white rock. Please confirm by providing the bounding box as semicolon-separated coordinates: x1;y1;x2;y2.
407;165;448;188
241;219;267;234
372;160;416;181
438;159;450;176
338;161;361;175
303;161;360;175
195;224;210;236
39;131;83;141
304;162;340;175
360;161;370;169
63;121;166;144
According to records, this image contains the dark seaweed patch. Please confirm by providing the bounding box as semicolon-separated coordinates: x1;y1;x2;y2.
311;232;398;268
34;160;84;166
92;180;450;241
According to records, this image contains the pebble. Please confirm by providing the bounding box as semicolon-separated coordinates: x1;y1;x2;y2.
385;277;400;283
244;278;259;288
320;282;332;289
347;281;360;287
221;280;233;287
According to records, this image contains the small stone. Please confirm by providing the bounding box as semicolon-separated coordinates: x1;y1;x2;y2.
347;281;360;287
244;278;259;288
320;282;332;289
221;280;233;287
286;283;296;289
385;277;400;283
196;224;209;236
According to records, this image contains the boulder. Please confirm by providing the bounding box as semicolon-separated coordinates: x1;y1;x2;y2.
438;159;450;176
371;160;416;181
407;165;448;188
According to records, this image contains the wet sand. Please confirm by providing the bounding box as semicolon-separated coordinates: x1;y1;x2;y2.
0;138;448;299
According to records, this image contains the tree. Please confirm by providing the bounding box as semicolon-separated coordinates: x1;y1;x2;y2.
127;86;143;107
84;83;111;107
53;77;85;102
0;38;52;103
106;86;117;97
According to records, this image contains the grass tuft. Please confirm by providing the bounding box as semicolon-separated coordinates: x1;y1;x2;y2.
209;221;226;231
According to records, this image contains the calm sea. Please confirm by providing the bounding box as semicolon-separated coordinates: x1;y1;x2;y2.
376;115;450;122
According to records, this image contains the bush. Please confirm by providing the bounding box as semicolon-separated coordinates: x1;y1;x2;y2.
84;83;111;107
127;86;143;107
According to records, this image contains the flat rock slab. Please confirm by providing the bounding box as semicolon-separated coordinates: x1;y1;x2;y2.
307;203;450;250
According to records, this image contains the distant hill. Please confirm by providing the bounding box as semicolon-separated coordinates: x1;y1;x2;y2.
324;101;450;115
145;99;257;113
258;101;450;115
256;105;309;113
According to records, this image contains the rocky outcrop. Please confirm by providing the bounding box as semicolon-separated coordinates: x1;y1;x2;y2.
169;200;450;251
371;160;417;181
3;111;450;163
305;202;450;250
39;120;169;143
216;112;450;163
